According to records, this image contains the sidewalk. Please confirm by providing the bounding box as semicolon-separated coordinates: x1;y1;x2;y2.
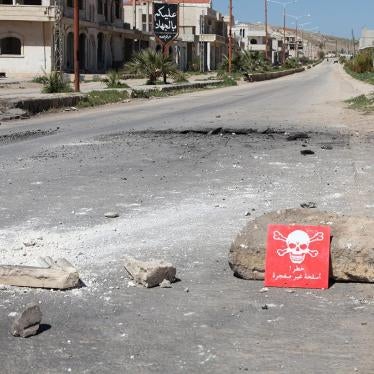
0;72;222;121
0;72;219;100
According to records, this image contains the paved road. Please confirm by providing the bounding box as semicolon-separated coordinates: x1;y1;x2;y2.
0;62;373;373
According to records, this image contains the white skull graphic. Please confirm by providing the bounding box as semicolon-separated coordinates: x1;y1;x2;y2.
273;229;323;264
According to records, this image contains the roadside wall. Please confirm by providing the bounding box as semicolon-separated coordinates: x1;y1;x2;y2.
244;67;305;82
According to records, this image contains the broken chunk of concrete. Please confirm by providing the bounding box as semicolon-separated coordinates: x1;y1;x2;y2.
123;256;176;288
10;303;42;338
160;279;172;288
23;240;37;247
229;209;374;282
0;257;80;289
104;212;119;218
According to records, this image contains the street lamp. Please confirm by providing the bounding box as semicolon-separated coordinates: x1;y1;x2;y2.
228;0;233;74
292;21;311;57
287;13;311;60
267;0;297;64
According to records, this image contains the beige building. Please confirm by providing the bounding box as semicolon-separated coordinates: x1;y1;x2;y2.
0;0;56;77
0;0;141;77
232;23;267;53
232;23;285;64
123;0;228;71
359;28;374;51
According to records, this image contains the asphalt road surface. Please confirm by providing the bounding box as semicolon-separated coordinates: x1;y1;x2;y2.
0;62;373;373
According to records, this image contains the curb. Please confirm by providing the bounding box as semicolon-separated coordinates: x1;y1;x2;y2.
12;93;86;114
244;67;305;82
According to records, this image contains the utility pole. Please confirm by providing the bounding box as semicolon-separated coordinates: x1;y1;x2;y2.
228;0;233;74
295;20;298;60
283;6;286;63
133;0;136;30
73;0;80;92
352;29;356;56
268;1;298;64
265;0;269;61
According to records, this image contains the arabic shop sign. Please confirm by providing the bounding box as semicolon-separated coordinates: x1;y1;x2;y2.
153;3;178;44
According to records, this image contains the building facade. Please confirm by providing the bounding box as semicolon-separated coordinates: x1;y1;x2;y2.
123;0;228;71
233;23;267;53
359;28;374;51
62;0;143;73
233;23;286;64
0;0;56;77
0;0;141;77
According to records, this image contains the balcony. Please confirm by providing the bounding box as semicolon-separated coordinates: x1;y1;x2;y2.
198;34;226;44
0;5;56;21
247;44;266;52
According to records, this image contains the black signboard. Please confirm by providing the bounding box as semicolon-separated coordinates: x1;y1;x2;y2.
153;3;179;45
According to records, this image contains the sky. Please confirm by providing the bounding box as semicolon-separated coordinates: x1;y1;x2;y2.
212;0;374;39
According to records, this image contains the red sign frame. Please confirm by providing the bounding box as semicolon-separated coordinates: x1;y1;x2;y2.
265;224;331;289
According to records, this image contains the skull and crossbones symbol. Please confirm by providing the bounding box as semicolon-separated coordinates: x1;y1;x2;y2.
273;229;324;264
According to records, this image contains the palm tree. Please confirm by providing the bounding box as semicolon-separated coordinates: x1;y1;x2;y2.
219;50;271;74
125;49;178;85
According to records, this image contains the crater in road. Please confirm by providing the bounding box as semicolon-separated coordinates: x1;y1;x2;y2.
0;128;59;145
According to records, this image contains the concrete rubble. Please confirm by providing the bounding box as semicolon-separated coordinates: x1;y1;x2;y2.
10;303;42;338
0;257;80;289
123;256;176;288
159;279;172;288
229;208;374;282
104;212;120;218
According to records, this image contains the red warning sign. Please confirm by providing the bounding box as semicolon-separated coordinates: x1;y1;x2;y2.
265;224;331;289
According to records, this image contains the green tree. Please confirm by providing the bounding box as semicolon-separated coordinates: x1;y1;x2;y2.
318;50;325;60
125;49;178;85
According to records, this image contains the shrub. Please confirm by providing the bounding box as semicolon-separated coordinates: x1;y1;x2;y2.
299;56;312;65
32;75;48;84
345;94;374;112
42;71;71;93
103;70;129;88
346;51;373;73
125;49;178;84
219;50;271;75
318;50;325;60
172;71;189;83
78;90;129;107
283;58;299;69
339;56;347;64
218;74;238;86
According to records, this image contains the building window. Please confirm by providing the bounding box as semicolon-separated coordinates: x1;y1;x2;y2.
23;0;42;4
250;39;257;45
97;0;102;14
114;0;120;19
104;0;108;20
0;37;22;55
